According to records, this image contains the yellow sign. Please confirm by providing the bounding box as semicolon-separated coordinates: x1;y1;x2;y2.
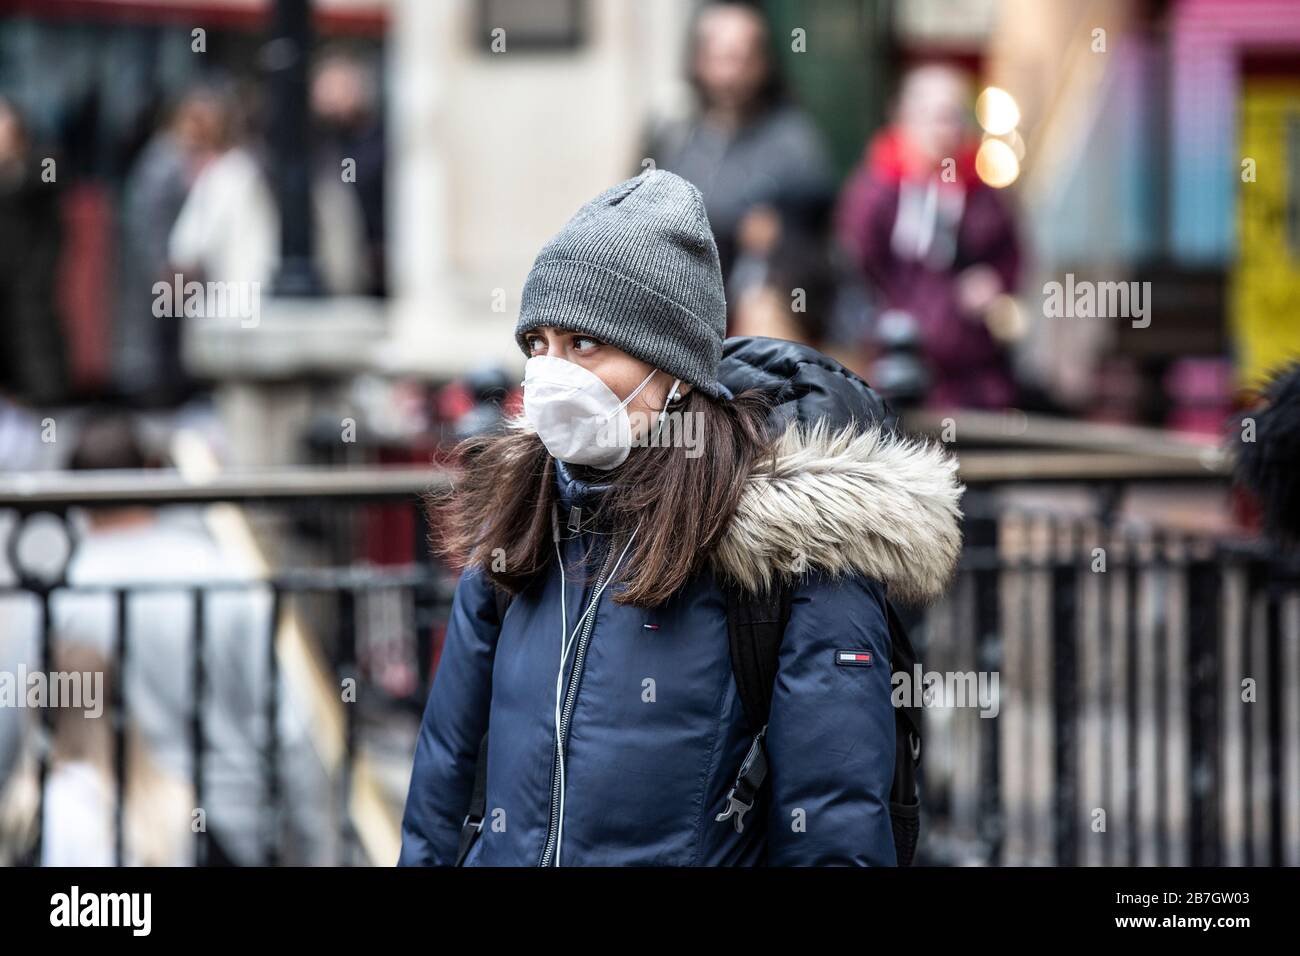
1232;79;1300;394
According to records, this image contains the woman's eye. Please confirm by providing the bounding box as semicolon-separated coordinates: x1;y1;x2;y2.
573;336;601;352
526;336;545;354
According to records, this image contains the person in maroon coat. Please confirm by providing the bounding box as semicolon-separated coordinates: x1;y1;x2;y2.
835;64;1021;410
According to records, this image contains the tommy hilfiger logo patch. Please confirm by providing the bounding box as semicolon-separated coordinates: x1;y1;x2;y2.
835;649;873;667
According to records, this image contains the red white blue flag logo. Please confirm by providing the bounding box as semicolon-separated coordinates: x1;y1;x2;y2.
835;649;873;667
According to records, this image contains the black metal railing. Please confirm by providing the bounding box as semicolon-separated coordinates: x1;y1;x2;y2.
1;451;1293;867
0;466;450;867
915;497;1299;866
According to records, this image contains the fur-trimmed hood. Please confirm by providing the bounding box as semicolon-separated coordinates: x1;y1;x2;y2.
711;418;963;604
544;419;963;604
710;335;963;604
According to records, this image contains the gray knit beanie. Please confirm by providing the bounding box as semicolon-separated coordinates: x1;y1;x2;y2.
514;169;728;398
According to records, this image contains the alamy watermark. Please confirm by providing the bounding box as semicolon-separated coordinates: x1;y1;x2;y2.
892;665;1000;718
0;666;103;718
50;886;151;936
152;273;260;328
593;410;705;458
1042;273;1150;328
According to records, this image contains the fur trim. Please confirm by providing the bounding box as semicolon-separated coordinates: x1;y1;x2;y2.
504;411;964;602
712;421;964;604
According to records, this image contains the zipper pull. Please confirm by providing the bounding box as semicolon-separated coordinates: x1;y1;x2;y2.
568;505;582;534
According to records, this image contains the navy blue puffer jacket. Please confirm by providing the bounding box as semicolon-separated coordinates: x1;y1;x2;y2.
398;337;963;866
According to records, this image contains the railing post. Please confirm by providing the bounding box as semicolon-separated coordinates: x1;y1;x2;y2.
113;588;129;867
1186;552;1221;865
1124;529;1141;866
264;585;284;866
1242;560;1262;866
1264;574;1284;866
191;589;208;867
33;587;52;866
412;501;437;706
336;587;359;865
967;508;1001;865
1051;518;1079;865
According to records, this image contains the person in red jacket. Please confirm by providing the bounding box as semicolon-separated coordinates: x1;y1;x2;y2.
835;63;1022;410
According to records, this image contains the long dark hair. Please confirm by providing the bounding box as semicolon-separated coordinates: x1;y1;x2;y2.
432;387;774;607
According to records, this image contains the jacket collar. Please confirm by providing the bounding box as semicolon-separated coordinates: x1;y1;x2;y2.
533;418;963;604
553;458;612;526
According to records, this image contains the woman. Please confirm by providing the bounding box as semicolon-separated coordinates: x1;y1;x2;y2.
399;170;963;866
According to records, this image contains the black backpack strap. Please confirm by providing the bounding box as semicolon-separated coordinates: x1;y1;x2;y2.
492;586;511;626
886;601;922;751
724;581;790;735
885;600;923;866
455;730;490;866
455;586;511;866
715;581;791;832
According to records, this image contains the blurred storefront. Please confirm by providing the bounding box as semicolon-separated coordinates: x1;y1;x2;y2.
3;0;1299;460
984;0;1300;424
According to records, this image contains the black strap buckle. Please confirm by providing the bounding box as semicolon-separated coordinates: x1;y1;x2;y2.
714;727;769;834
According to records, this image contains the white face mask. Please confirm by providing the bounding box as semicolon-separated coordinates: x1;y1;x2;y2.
522;355;680;470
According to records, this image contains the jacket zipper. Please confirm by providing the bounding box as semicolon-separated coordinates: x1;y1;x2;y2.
538;535;617;867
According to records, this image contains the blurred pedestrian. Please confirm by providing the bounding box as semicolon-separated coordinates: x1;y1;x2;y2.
167;89;278;294
641;1;835;288
835;63;1021;410
0;97;69;407
116;88;227;403
311;51;386;297
0;643;194;867
0;413;334;865
167;77;370;300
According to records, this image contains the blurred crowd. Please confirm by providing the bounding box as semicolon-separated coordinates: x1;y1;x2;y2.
0;1;1036;866
643;4;1022;413
0;49;385;414
0;1;1037;456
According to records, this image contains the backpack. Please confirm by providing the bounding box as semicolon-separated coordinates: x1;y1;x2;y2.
454;582;923;866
